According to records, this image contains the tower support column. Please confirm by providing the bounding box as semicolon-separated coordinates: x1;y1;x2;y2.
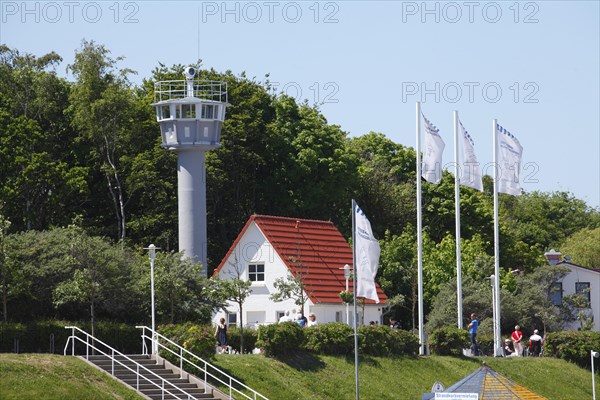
177;149;207;275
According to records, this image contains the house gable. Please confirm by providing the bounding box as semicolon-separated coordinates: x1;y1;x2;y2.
214;214;387;305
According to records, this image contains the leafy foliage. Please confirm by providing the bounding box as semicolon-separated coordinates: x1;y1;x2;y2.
256;322;304;357
429;326;469;356
544;331;600;369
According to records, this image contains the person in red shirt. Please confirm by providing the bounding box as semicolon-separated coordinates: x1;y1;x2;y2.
511;325;524;356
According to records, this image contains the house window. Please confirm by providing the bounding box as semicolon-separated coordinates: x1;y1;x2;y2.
248;263;265;282
575;282;591;304
276;311;285;322
549;282;562;306
335;311;342;322
227;313;237;327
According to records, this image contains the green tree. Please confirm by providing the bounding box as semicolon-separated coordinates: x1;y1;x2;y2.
52;229;132;337
559;227;600;269
68;40;142;241
0;46;87;232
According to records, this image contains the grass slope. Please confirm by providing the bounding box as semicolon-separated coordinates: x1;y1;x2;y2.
0;353;596;399
211;354;598;400
0;354;145;400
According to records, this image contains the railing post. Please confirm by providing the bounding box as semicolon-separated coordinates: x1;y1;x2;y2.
180;348;183;379
111;349;115;375
229;376;233;399
162;380;165;400
86;335;89;359
71;327;75;356
136;364;139;390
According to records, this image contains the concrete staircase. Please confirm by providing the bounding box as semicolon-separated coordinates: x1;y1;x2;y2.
85;354;222;400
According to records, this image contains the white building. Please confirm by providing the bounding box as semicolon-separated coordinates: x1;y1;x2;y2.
545;249;600;331
212;215;387;328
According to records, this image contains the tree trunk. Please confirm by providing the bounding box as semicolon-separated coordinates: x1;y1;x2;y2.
2;273;7;322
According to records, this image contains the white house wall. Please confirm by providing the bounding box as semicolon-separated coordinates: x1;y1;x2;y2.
214;221;384;328
559;264;600;331
214;221;311;326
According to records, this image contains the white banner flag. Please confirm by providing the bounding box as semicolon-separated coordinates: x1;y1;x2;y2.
355;203;380;303
496;123;523;196
459;120;483;191
422;113;445;184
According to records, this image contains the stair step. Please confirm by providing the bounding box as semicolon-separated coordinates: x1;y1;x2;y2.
124;382;199;391
87;354;151;361
116;372;182;381
142;390;217;400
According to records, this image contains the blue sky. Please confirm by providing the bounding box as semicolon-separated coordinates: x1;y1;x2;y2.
2;0;599;207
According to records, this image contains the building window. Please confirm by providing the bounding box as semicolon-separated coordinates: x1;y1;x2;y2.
335;311;342;322
248;263;265;282
227;313;237;327
276;311;285;322
575;282;591;304
549;282;562;306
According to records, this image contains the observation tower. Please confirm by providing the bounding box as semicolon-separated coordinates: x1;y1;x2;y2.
151;67;228;276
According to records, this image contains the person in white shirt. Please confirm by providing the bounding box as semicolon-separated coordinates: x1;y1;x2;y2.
307;313;318;327
529;329;543;356
279;310;292;322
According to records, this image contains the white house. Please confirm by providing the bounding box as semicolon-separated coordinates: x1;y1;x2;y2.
545;249;600;331
212;215;387;328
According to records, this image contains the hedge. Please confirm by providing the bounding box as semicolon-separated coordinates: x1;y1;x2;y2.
0;320;141;354
429;326;469;356
544;331;600;369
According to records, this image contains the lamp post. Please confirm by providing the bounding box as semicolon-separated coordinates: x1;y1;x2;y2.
144;244;159;354
592;350;599;400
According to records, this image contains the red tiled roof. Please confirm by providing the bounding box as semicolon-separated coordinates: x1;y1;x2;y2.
213;214;387;304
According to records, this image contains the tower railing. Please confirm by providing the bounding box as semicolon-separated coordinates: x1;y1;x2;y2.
154;80;228;103
137;325;269;400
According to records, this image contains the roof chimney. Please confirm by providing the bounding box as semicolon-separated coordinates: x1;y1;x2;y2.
544;249;562;265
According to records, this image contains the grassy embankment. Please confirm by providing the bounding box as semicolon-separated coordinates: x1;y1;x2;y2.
1;353;597;399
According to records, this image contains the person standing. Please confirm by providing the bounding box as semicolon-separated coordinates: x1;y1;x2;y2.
467;313;479;356
307;313;318;327
214;317;228;354
511;325;524;356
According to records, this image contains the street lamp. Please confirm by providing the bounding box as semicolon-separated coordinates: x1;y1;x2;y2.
144;244;159;354
592;350;599;400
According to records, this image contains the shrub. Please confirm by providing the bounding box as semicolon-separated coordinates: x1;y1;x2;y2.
157;323;215;361
544;331;600;369
0;320;140;354
227;326;257;354
358;325;390;356
388;329;419;356
256;322;304;357
304;322;353;355
429;326;469;356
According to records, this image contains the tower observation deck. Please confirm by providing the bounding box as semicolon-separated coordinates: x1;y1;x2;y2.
151;68;228;276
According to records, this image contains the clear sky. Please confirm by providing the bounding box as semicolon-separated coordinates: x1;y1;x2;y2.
2;0;599;207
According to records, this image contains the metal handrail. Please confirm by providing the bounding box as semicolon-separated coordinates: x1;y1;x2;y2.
63;326;197;400
136;326;269;400
154;80;228;103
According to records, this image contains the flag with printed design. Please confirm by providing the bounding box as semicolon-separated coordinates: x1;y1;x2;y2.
459;120;483;191
422;113;445;184
354;203;380;303
496;123;523;196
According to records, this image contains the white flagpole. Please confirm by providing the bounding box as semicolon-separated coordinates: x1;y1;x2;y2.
492;119;502;356
352;199;359;399
416;102;425;355
454;111;463;329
